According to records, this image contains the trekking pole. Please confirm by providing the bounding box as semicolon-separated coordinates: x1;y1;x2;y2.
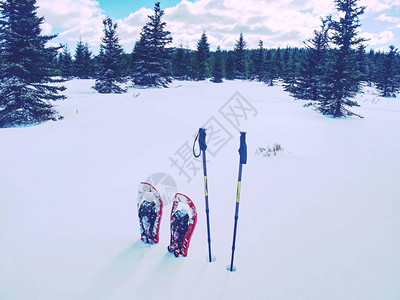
229;132;247;272
193;128;213;262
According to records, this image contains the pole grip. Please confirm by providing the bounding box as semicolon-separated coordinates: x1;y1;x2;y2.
238;132;247;165
199;128;207;151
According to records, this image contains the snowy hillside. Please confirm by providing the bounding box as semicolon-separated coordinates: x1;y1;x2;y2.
1;80;399;300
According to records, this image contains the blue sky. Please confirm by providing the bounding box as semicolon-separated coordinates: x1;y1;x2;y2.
97;0;194;19
37;0;400;53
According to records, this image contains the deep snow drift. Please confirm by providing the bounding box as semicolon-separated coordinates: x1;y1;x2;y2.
1;80;399;300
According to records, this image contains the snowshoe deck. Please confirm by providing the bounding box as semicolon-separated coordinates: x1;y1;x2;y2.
168;193;197;257
137;182;163;244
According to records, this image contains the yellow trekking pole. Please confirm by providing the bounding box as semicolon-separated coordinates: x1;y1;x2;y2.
193;128;213;262
229;132;247;272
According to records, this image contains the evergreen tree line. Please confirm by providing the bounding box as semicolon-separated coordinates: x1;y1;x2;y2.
86;0;399;117
57;38;307;84
56;36;400;89
57;19;400;101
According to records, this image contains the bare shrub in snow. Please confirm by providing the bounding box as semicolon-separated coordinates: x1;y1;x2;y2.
256;144;284;157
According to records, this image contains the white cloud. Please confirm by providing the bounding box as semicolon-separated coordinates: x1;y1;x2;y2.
37;0;105;45
361;30;394;46
160;0;336;49
35;0;400;52
376;13;398;23
375;13;400;32
116;7;152;46
40;0;336;50
359;0;400;13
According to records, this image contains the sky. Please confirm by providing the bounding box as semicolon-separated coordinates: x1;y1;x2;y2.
36;0;400;53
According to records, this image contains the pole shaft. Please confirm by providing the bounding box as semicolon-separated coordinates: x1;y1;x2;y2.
202;149;212;262
230;163;243;271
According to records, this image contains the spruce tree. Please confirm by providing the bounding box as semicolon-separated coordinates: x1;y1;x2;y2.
317;0;366;118
188;52;199;80
93;17;126;93
84;43;95;78
59;44;73;79
225;52;235;80
376;45;400;97
355;44;368;83
282;48;291;76
247;50;257;81
74;40;92;79
211;46;223;83
288;18;329;100
0;0;65;127
173;45;190;80
131;41;141;84
366;49;377;86
282;48;300;89
264;50;277;86
73;40;85;78
254;40;266;82
196;32;210;80
133;2;172;87
274;48;284;78
234;33;247;79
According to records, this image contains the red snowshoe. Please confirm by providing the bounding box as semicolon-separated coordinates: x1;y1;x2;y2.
167;193;197;257
137;182;163;244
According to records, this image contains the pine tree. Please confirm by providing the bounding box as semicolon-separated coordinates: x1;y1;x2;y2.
74;40;92;79
288;18;330;100
375;45;400;97
366;49;377;86
274;48;284;78
317;0;366;118
131;41;141;83
120;53;131;78
59;44;73;79
188;52;199;80
93;17;126;93
133;2;172;87
48;50;60;77
247;50;257;81
264;50;277;86
196;32;210;80
225;52;235;80
282;48;291;76
173;45;190;80
282;48;300;88
73;40;85;78
0;0;65;127
211;46;223;83
254;40;266;82
84;43;95;78
355;44;368;83
234;33;247;79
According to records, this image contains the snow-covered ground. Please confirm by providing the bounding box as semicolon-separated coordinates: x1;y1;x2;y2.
1;80;399;300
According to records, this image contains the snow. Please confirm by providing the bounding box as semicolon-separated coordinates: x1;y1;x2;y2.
1;79;399;300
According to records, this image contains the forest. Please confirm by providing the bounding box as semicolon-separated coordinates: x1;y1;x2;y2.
1;0;400;127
